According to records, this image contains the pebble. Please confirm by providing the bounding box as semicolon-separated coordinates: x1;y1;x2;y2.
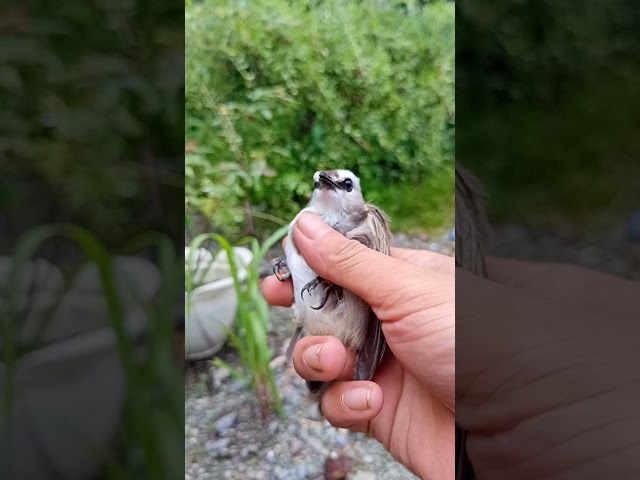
229;379;247;392
215;411;238;435
290;438;304;455
334;433;348;448
295;463;308;478
352;471;377;480
266;450;277;463
211;366;231;388
205;437;231;455
268;420;280;434
240;443;259;458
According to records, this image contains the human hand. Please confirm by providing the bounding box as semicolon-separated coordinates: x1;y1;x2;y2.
457;257;640;479
262;212;455;480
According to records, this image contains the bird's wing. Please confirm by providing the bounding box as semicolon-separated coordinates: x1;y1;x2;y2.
347;203;392;255
346;203;392;380
455;166;490;277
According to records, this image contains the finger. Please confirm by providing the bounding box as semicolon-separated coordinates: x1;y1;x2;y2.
390;247;455;273
320;381;384;432
292;336;356;382
292;212;439;311
485;256;638;321
260;275;293;307
281;236;288;250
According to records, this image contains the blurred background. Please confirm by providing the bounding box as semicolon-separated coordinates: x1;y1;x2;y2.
457;0;640;232
184;1;454;479
455;3;640;478
0;1;184;479
456;0;640;279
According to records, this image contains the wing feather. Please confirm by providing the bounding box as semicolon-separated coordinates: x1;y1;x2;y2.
347;203;392;381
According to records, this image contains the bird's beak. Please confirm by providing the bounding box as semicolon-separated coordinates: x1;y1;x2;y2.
318;172;339;190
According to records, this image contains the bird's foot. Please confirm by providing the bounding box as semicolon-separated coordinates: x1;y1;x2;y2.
273;258;290;282
300;276;321;300
309;286;335;310
301;277;335;310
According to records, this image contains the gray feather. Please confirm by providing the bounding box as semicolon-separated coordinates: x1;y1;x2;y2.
344;203;391;381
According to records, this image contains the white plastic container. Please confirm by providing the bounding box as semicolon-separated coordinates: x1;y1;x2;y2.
185;247;253;360
0;255;160;480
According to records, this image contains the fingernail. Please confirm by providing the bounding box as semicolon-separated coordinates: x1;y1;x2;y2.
341;387;372;411
303;343;325;371
296;212;331;240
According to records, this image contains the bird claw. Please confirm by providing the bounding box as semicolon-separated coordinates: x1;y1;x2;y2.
300;276;321;300
309;290;331;310
301;277;334;310
273;258;290;282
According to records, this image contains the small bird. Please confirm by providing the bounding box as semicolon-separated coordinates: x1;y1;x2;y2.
273;169;392;400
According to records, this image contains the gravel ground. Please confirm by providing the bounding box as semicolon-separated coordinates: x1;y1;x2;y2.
185;229;454;480
489;223;640;280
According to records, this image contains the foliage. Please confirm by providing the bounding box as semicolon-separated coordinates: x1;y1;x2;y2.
0;1;184;250
369;164;454;234
185;226;288;417
185;0;455;240
456;0;640;225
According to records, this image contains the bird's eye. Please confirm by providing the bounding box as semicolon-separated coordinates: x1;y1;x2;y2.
314;181;319;189
344;178;353;192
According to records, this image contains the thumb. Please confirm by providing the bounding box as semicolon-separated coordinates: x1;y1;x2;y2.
292;211;426;312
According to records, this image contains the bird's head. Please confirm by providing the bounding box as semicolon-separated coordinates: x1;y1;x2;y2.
310;169;364;214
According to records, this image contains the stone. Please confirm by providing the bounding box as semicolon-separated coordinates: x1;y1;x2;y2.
268;420;280;434
229;379;247;392
289;438;304;455
215;411;238;435
295;463;308;478
205;437;230;454
334;433;348;448
352;471;377;480
211;366;231;388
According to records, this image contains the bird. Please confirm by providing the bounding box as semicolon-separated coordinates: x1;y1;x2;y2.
454;164;491;480
272;169;392;400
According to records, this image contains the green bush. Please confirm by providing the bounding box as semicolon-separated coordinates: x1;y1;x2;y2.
456;0;640;224
186;0;454;240
0;1;183;249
